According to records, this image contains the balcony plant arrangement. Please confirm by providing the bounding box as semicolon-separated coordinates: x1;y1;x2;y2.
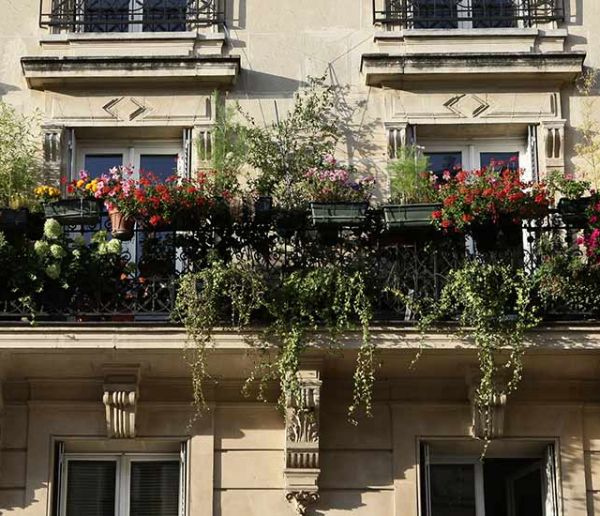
546;170;592;228
304;155;375;227
433;167;550;251
577;194;600;266
93;166;137;240
383;146;441;234
43;172;103;226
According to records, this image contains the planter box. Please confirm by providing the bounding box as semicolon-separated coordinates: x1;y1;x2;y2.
558;197;592;228
310;202;368;226
382;203;440;231
471;219;522;252
44;199;101;226
0;208;28;233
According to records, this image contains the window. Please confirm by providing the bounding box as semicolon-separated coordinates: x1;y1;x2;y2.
420;140;528;179
420;442;559;516
81;0;189;33
59;454;183;516
408;0;520;29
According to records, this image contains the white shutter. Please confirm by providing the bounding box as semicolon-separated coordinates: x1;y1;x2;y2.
180;442;188;516
528;124;539;182
179;128;193;178
543;444;559;516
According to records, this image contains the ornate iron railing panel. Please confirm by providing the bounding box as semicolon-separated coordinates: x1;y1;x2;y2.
0;208;587;323
40;0;223;32
373;0;564;28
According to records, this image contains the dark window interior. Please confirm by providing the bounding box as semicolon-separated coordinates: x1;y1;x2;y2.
479;152;519;171
84;0;130;33
425;152;462;176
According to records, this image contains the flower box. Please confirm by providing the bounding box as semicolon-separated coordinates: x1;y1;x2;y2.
471;219;523;252
254;196;273;223
274;208;308;237
310;202;368;226
44;199;101;226
382;203;440;231
0;208;29;233
558;197;592;228
108;207;135;241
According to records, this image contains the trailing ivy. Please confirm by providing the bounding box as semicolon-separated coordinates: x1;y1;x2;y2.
393;259;540;441
174;260;376;419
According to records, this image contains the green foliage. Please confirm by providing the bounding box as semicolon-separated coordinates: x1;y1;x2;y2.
201;91;247;195
388;146;434;203
399;260;539;441
174;260;376;419
546;169;590;200
239;76;342;207
575;69;600;190
0;102;42;208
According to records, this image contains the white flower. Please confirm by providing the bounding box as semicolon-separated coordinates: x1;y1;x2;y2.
50;244;66;259
45;263;61;280
43;219;63;240
34;240;51;257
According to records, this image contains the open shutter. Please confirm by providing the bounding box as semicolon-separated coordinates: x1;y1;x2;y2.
180;442;188;516
422;443;432;516
179;128;193;178
528;124;539;182
543;444;559;516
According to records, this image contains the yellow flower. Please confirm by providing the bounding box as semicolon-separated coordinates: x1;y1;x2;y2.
76;179;85;188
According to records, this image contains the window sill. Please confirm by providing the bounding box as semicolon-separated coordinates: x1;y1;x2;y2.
40;31;225;44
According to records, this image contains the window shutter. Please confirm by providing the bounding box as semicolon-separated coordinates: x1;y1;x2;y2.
65;461;116;516
180;442;188;516
180;128;193;178
528;124;540;182
129;461;180;516
543;444;559;516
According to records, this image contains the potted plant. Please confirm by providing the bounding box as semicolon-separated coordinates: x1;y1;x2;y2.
433;168;550;251
0;101;42;236
383;146;440;233
304;155;375;227
93;167;137;240
546;170;592;228
43;172;102;226
576;194;600;265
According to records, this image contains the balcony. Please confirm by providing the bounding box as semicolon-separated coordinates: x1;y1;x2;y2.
373;0;564;28
0;208;595;324
39;0;223;33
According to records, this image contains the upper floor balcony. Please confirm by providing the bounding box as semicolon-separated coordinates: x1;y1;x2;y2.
373;0;564;29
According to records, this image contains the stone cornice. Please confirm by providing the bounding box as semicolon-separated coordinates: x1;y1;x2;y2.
0;323;599;350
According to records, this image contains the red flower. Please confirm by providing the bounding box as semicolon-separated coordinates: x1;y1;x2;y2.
432;210;442;220
149;215;162;227
461;213;474;223
441;219;452;229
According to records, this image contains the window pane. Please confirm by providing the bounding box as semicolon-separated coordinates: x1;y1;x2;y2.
413;0;459;29
143;0;188;31
140;154;179;182
84;154;124;179
479;152;519;172
473;0;517;28
425;152;462;176
66;461;116;516
130;461;180;516
83;0;130;32
429;464;477;516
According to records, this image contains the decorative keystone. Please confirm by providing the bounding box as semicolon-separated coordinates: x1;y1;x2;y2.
284;363;322;515
102;364;140;439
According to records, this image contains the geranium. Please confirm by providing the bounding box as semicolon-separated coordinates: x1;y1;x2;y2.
304;155;375;203
433;168;551;232
64;171;100;200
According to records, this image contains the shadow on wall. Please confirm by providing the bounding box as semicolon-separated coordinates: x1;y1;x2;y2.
224;0;246;30
0;83;20;98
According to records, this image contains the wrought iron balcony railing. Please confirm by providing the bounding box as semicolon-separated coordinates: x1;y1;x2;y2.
373;0;564;28
40;0;223;33
0;209;594;324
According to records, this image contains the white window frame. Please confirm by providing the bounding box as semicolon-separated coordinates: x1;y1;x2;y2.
420;441;560;516
420;137;530;180
75;140;183;181
59;452;183;516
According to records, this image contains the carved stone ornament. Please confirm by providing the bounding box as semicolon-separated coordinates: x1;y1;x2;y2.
102;364;140;439
467;371;507;441
284;365;322;514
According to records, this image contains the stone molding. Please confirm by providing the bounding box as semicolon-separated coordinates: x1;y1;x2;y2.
102;364;140;439
284;363;322;514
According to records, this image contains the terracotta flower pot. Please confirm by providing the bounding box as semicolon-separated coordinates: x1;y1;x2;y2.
108;207;135;241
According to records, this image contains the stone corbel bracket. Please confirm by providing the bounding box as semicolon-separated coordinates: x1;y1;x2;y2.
467;369;507;441
102;364;140;439
284;364;322;515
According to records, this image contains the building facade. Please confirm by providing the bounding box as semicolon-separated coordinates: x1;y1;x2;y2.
1;0;600;515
